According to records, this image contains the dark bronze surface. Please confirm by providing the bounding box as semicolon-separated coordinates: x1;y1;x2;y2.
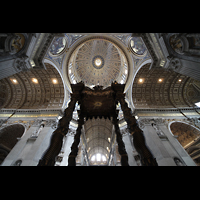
37;81;158;166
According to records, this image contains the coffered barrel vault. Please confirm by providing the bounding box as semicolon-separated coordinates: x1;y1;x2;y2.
132;63;200;109
84;118;113;165
0;63;64;109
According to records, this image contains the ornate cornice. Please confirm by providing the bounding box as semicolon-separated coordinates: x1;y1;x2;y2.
0;108;63;114
30;33;64;69
135;107;200;113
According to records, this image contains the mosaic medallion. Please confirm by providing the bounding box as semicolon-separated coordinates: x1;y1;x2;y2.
130;37;146;56
49;37;67;55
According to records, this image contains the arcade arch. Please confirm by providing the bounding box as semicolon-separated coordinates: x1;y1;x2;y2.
0;124;25;165
169;121;200;165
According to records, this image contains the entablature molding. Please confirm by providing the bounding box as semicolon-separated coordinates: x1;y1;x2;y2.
29;33;64;69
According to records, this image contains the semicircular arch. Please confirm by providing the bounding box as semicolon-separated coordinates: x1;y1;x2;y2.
168;120;200;147
129;59;152;109
44;58;67;109
0;123;26;165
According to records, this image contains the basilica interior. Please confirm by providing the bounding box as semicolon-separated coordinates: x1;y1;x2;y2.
0;33;200;166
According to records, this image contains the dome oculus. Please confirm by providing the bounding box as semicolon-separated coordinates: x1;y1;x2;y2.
95;58;102;66
92;55;104;69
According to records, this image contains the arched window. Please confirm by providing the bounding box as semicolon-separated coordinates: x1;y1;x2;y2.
90;153;107;165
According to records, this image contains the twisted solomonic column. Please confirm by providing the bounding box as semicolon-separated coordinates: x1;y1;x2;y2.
112;82;158;166
37;82;84;166
112;111;129;166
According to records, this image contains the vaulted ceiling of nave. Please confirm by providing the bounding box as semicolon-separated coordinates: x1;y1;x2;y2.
132;63;200;108
0;63;64;109
84;117;113;164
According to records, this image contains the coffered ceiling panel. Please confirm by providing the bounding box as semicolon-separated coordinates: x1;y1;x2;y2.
0;63;64;109
132;64;200;109
84;117;113;163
